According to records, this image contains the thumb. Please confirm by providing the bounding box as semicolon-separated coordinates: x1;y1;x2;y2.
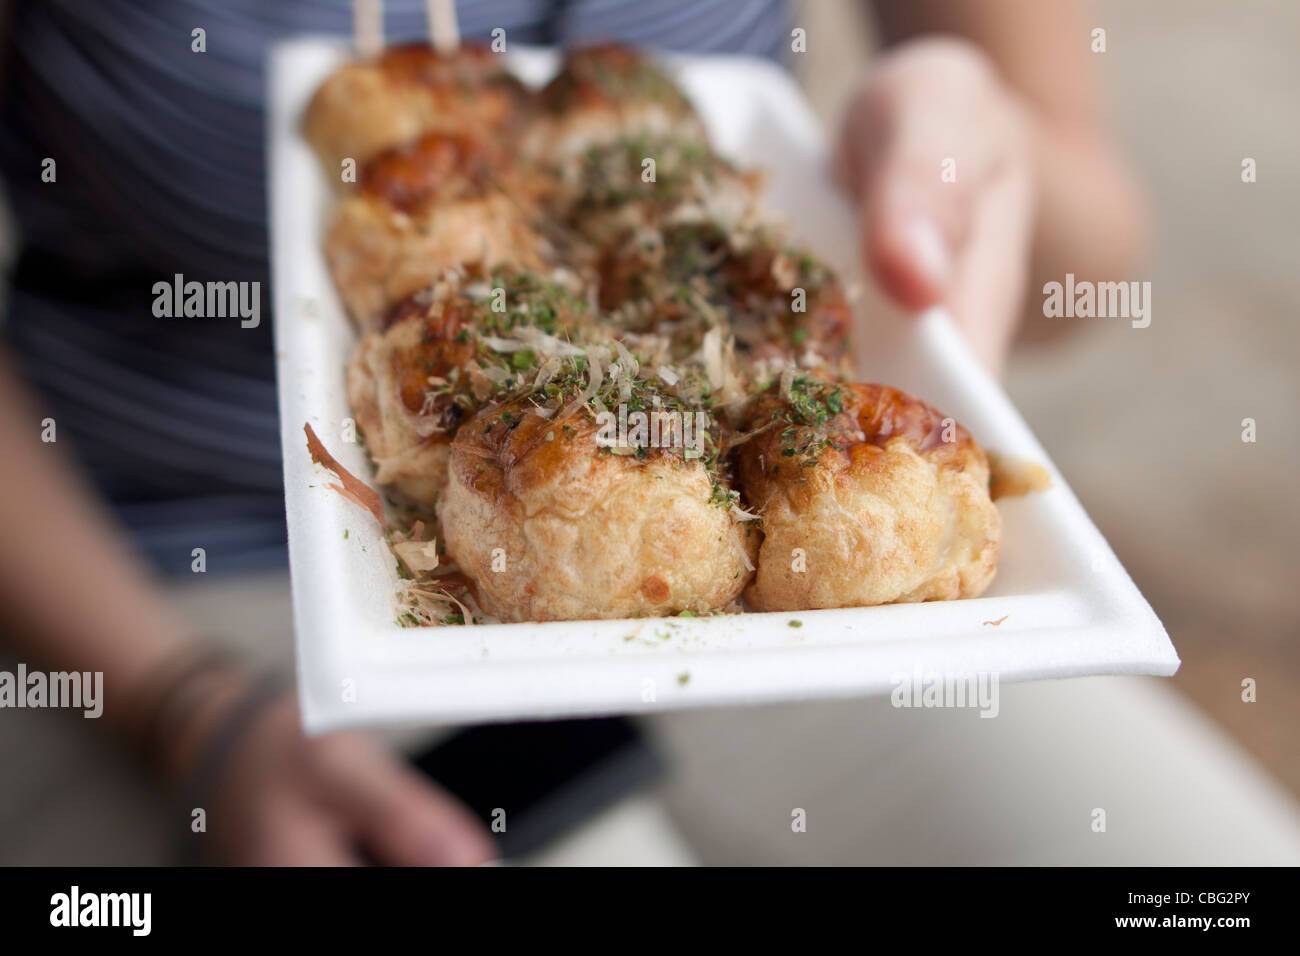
354;759;498;866
321;732;497;866
860;161;971;313
836;44;1002;314
366;779;497;866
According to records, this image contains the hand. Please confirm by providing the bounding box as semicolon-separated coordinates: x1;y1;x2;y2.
171;683;495;866
835;38;1038;376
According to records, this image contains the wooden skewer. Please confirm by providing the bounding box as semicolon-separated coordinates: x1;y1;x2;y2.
354;0;384;59
427;0;461;54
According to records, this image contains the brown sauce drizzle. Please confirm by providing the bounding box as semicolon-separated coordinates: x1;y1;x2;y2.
851;384;965;453
360;132;499;212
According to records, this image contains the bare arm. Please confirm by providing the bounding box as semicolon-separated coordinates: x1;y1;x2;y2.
0;349;202;754
0;350;491;863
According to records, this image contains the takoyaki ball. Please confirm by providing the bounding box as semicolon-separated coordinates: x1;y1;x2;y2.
733;244;853;377
736;378;1000;610
597;221;850;371
325;133;545;328
545;134;762;248
438;372;757;622
357;130;546;211
304;43;531;173
347;272;593;506
524;45;707;160
347;290;478;506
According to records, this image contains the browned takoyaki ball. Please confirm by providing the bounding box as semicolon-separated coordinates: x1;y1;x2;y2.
438;380;757;622
347;272;593;507
598;221;851;370
304;42;532;172
347;291;480;507
544;134;763;249
524;44;707;159
357;131;516;209
736;379;1000;610
324;132;545;328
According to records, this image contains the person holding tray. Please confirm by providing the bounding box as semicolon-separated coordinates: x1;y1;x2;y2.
0;1;1143;865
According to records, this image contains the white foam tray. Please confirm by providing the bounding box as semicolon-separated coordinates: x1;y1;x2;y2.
268;39;1178;733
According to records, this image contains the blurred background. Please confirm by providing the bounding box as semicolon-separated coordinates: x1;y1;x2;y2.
0;0;1296;864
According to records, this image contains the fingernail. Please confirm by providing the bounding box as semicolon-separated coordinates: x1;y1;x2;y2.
901;214;951;291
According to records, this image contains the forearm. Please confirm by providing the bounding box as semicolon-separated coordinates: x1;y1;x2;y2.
0;348;200;742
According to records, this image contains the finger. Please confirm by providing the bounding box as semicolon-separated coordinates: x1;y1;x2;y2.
863;195;960;312
840;42;1012;312
321;734;497;866
355;761;497;867
858;106;1001;312
944;163;1037;377
246;804;363;867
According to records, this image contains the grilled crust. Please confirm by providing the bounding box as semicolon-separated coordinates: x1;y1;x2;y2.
357;132;520;211
346;298;480;506
325;131;547;329
523;44;708;159
438;397;757;622
596;223;851;370
303;43;532;172
325;193;544;329
737;383;1000;610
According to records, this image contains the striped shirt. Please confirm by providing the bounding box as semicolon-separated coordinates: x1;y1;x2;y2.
0;0;788;575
